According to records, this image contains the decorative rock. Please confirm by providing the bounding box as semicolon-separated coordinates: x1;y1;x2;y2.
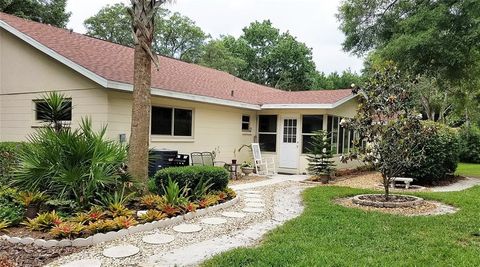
117;229;129;238
144;222;156;231
201;217;227;225
103;231;120;242
72;237;93;247
183;212;195;220
242;207;264;213
44;239;59;248
60;259;102;267
173;223;203;233
152;219;169;229
142;233;175;245
9;237;22;244
0;235;9;240
222;211;247;218
58;239;72;247
245;202;265;208
103;244;140;258
128;225;143;235
92;233;107;245
33;239;47;247
20;237;35;245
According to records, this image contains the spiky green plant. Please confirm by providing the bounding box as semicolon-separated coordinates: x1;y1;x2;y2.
35;91;72;132
12;118;130;210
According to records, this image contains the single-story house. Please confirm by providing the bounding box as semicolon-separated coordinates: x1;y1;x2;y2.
0;12;360;174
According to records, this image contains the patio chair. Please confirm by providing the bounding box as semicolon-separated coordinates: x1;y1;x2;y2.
190;152;225;167
251;143;276;176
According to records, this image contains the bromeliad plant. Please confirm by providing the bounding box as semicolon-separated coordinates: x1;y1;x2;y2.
341;63;425;199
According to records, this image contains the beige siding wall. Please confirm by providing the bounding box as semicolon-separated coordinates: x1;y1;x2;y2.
0;29;108;141
107;91;256;164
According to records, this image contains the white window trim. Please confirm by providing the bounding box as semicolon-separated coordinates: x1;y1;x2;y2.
242;114;251;132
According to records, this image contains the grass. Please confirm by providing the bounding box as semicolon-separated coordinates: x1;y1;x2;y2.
456;163;480;178
203;186;480;266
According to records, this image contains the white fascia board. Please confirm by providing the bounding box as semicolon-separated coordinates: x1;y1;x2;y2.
107;81;261;110
0;20;109;88
260;93;357;110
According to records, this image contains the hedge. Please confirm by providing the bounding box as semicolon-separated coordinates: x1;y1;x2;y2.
459;125;480;163
404;121;460;184
154;166;229;196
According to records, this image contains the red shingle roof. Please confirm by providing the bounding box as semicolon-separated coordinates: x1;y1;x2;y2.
0;12;354;107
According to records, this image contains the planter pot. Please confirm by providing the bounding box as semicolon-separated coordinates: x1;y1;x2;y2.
241;167;254;176
25;204;40;219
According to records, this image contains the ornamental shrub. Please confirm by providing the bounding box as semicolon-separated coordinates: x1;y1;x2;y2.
154;166;229;197
0;142;26;184
0;187;24;226
459;125;480;163
404;121;460;184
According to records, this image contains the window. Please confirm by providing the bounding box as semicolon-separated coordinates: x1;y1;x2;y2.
302;115;323;153
151;106;192;137
258;115;277;152
242;115;250;131
327;115;354;154
34;99;72;121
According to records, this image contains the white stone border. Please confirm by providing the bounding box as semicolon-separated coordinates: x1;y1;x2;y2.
0;196;239;248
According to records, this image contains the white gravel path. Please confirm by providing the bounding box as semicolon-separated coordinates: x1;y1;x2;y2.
431;177;480;192
48;176;310;267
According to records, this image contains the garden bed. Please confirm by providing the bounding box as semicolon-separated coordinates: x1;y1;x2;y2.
352;194;424;208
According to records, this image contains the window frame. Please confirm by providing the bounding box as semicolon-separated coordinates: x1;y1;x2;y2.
242;115;251;132
151;105;194;138
301;115;324;154
258;115;278;152
33;98;73;124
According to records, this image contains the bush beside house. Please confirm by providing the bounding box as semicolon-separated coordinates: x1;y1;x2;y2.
0;142;25;184
154;166;229;196
404;121;460;184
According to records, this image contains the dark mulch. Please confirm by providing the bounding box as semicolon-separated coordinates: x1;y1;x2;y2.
358;194;418;203
5;227;53;240
0;240;81;267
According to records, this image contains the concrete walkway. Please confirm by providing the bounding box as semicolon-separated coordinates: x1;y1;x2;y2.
431;177;480;192
230;174;308;190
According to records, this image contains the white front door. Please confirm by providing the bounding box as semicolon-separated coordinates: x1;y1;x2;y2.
279;117;299;169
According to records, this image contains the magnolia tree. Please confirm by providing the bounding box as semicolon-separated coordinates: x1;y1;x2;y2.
341;64;425;200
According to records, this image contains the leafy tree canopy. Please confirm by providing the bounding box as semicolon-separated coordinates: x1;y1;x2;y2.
84;3;209;63
0;0;71;27
338;0;480;83
311;69;364;90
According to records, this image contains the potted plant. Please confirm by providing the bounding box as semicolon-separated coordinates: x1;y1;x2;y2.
306;130;336;184
16;191;48;219
241;162;254;175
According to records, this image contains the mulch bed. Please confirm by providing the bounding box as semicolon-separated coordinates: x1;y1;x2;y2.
5;227;53;240
357;194;418;203
0;240;80;267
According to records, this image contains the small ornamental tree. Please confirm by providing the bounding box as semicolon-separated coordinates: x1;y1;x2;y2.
307;130;336;181
342;63;425;200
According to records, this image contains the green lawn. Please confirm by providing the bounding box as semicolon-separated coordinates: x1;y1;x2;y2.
203;186;480;266
456;163;480;178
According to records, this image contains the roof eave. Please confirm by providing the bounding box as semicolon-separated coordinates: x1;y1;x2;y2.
260;93;357;110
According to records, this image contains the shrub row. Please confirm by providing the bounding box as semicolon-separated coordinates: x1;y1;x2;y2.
404;121;460;184
154;166;229;196
458;125;480;163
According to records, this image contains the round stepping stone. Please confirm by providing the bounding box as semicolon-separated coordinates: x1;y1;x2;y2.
103;244;139;258
142;233;175;245
201;217;227;225
60;259;102;267
242;207;264;213
173;223;202;233
222;211;247;218
245;202;265;208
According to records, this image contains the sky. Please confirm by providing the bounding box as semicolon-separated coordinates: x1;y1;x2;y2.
66;0;364;74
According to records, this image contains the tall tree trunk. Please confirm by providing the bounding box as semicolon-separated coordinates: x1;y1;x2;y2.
128;0;164;190
128;43;152;187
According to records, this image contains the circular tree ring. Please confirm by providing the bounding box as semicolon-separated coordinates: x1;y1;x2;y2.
352;194;424;208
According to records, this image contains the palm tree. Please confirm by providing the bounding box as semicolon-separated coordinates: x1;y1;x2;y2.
127;0;169;189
